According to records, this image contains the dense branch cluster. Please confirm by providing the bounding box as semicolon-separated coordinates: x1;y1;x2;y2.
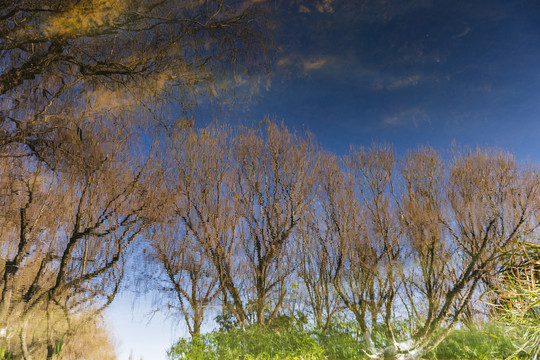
0;151;159;358
0;0;269;168
148;122;540;360
1;116;539;359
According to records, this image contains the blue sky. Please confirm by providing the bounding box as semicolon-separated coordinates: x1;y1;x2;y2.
105;0;540;358
241;0;540;157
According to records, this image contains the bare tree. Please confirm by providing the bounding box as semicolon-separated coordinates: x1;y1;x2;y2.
0;150;156;359
163;123;250;329
150;219;221;337
296;152;344;333
149;121;540;360
307;146;401;353
306;145;540;360
157;121;317;331
234;121;317;326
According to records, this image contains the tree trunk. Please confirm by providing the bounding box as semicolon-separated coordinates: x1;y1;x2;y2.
46;301;57;360
0;268;15;328
256;269;267;326
20;315;31;360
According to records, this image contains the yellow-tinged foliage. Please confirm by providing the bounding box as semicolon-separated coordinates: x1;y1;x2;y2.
44;0;129;37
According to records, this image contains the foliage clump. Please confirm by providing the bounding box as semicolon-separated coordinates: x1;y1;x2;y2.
168;317;527;360
168;315;325;360
424;323;521;360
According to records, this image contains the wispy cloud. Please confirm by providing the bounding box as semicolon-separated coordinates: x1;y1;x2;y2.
273;54;332;78
451;26;471;39
352;0;434;23
303;58;328;71
294;0;433;21
295;0;334;14
277;56;292;67
382;108;430;127
274;49;440;95
373;74;423;90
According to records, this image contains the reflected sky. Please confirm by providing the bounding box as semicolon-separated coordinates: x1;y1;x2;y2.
234;0;540;157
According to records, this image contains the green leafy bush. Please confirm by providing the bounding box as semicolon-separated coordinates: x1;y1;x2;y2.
313;319;366;360
0;347;12;360
424;323;521;360
169;318;527;360
168;316;326;360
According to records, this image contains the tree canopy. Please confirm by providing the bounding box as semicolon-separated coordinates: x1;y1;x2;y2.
0;0;270;166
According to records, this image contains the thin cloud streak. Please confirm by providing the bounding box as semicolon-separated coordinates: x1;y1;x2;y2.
382;108;431;127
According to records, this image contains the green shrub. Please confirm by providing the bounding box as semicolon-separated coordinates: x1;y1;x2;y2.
313;319;366;360
424;323;521;360
0;347;12;360
168;316;326;360
169;318;528;360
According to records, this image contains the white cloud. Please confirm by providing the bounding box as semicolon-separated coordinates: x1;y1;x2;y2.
295;0;334;14
303;58;328;71
277;57;292;67
382;108;430;127
374;75;422;90
452;26;471;39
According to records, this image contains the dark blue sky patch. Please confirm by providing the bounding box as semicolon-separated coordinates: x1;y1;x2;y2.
214;0;540;158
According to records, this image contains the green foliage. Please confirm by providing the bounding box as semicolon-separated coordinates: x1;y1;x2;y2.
313;319;366;360
168;315;325;360
490;241;540;359
214;311;239;332
55;337;64;355
0;347;12;360
424;323;521;360
170;316;528;360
